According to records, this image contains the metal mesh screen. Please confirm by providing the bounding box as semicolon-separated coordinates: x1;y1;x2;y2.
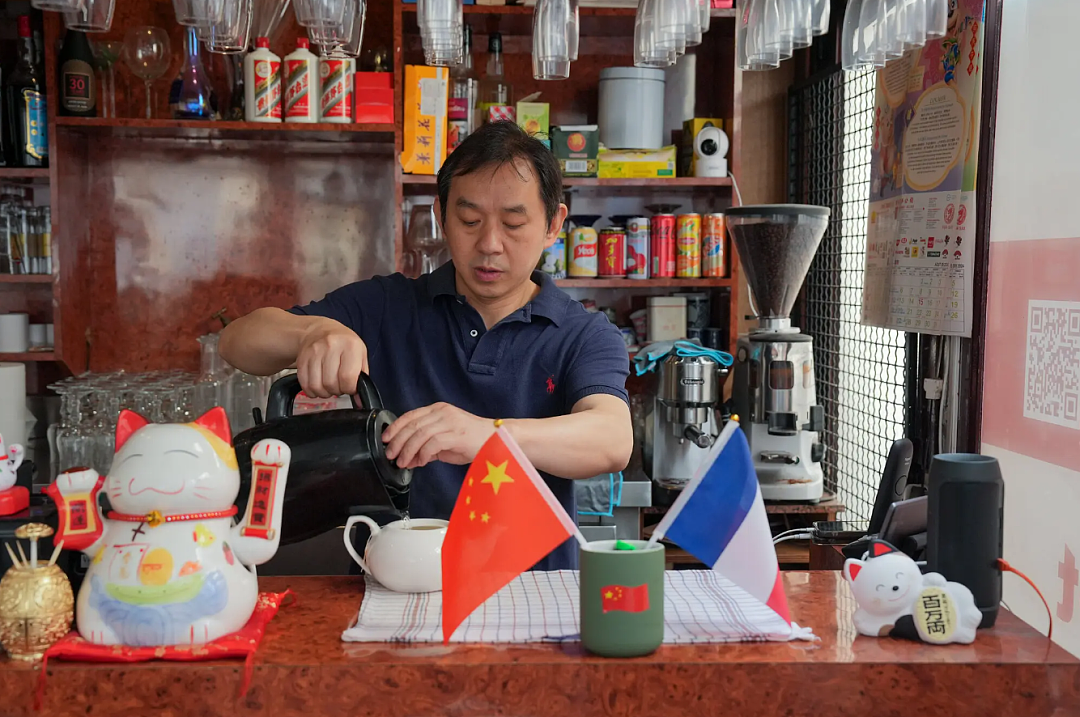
789;68;911;522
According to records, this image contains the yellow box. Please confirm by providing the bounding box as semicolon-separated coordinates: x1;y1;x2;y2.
680;117;724;177
516;102;549;139
598;145;677;179
401;65;449;176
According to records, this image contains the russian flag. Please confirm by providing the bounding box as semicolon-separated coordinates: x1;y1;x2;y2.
648;420;790;624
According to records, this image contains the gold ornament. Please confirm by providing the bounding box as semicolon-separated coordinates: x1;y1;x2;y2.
0;523;74;661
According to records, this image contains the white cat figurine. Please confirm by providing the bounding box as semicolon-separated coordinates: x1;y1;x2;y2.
45;407;290;647
0;433;25;493
843;540;982;645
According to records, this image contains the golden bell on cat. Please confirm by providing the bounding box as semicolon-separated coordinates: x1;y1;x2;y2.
0;523;74;661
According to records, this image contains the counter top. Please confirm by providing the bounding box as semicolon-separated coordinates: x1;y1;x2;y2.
2;572;1077;716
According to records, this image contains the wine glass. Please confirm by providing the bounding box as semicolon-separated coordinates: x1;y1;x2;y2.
122;26;172;119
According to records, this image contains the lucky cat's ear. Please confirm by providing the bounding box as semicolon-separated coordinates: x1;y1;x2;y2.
194;407;233;445
870;540;900;558
843;559;864;583
116;410;151;452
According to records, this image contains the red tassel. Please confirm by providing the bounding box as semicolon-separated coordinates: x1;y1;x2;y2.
239;650;255;699
33;654;49;711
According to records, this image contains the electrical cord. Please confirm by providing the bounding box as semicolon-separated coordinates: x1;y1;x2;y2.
997;558;1052;640
773;530;814;545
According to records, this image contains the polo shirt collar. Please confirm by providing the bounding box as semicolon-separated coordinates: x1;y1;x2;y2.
428;260;570;326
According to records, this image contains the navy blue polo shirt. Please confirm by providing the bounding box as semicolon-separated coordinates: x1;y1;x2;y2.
289;261;629;570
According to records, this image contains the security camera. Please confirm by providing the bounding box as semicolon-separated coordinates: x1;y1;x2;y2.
694;125;729;178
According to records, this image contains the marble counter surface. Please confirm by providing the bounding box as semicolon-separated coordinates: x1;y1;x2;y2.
1;571;1076;716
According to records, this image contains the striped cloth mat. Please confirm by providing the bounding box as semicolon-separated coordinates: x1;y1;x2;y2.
341;570;815;644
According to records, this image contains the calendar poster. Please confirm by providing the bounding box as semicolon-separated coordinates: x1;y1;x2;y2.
860;0;985;337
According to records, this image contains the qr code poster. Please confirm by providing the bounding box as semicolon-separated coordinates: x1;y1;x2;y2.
1024;300;1080;429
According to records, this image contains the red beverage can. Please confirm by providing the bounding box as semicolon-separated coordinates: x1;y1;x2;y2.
651;214;676;277
626;217;650;279
702;212;727;277
598;227;626;276
676;213;701;278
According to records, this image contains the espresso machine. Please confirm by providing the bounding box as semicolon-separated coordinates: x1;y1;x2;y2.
645;352;728;498
727;204;830;502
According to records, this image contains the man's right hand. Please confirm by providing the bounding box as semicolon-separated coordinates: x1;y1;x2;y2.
296;317;369;398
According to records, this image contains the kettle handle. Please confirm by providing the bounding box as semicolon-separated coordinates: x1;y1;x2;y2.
264;372;384;420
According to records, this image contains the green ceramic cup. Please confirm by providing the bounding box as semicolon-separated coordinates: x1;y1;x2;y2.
579;540;665;657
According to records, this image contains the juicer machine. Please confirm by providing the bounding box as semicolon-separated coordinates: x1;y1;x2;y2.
727;205;830;502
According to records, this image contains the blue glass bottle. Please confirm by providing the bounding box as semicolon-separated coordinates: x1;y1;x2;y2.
169;27;217;120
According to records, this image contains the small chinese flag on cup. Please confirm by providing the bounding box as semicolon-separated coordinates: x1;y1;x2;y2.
600;584;650;614
441;426;585;643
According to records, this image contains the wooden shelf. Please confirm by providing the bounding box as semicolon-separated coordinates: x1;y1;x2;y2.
54;117;396;142
0;352;55;361
557;277;732;288
0;275;52;284
402;175;733;189
0;168;48;180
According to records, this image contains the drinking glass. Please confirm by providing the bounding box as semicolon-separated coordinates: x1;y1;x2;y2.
841;0;872;70
32;0;83;14
635;0;675;68
252;0;292;45
532;0;572;80
925;0;947;38
209;0;254;53
294;0;348;30
122;26;172;119
91;40;122;117
567;0;579;61
64;0;116;33
341;0;368;57
811;0;830;34
173;0;226;27
308;0;357;52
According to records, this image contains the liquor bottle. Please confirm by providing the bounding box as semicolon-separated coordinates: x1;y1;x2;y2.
5;16;47;168
169;27;217;120
58;29;97;117
477;31;512;125
448;25;476;151
243;37;282;122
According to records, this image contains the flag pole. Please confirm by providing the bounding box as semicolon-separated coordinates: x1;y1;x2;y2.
647;417;742;548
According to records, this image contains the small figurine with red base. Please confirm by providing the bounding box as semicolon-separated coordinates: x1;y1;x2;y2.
0;434;26;516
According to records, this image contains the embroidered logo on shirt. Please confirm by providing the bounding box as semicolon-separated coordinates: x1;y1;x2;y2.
546;376;556;394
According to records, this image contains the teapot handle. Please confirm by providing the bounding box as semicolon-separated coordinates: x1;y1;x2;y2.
265;372;384;420
343;515;381;574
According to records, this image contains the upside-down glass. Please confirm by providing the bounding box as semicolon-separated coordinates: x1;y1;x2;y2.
533;0;572;80
252;0;292;45
568;0;579;61
208;0;254;53
31;0;83;14
925;0;947;38
341;0;367;57
634;0;674;68
294;0;347;30
173;0;226;26
745;0;783;68
307;0;355;51
841;0;872;70
811;0;830;35
91;40;122;118
785;0;813;50
896;0;925;49
419;0;463;66
63;0;115;33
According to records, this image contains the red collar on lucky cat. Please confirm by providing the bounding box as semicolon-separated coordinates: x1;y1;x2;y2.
107;506;238;527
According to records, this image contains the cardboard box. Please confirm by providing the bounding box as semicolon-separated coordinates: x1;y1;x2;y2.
353;72;393;124
680;117;725;177
551;125;599;177
516;101;549;139
598;145;677;179
401;65;448;176
488;105;516;123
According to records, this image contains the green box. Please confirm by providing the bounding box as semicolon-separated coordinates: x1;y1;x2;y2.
551;125;599;177
517;102;550;140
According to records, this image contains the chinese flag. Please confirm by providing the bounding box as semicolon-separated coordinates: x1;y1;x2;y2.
600;584;650;613
441;427;580;642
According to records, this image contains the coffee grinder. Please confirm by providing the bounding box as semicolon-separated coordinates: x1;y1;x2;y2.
727;204;830;502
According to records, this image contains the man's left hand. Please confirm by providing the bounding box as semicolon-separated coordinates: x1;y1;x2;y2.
382;403;492;469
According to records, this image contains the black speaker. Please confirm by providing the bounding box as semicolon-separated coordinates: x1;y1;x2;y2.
926;453;1004;628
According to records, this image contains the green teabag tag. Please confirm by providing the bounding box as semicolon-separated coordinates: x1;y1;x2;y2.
614;540;637;551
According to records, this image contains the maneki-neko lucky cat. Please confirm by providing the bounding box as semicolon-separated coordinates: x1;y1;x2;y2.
43;407;290;647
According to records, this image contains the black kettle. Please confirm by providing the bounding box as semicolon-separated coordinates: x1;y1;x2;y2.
233;373;412;545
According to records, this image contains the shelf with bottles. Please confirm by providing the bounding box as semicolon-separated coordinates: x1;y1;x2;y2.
401;174;734;192
0;275;53;286
556;277;732;288
0;169;49;181
53;117;396;142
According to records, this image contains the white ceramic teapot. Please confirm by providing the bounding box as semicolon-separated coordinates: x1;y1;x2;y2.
343;516;446;593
